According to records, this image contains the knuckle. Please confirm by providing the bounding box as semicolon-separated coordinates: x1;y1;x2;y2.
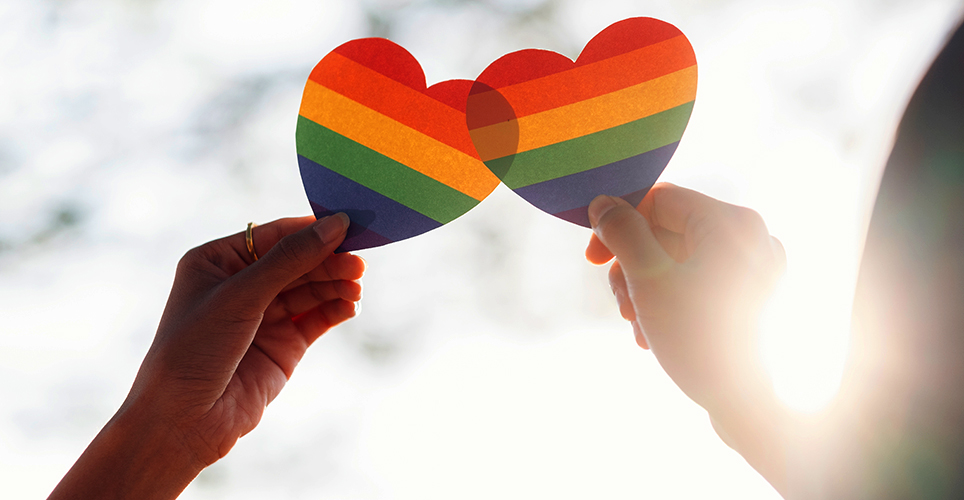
599;205;641;234
178;245;204;266
309;281;329;302
177;245;211;274
272;290;296;317
730;206;767;235
273;235;313;267
688;210;715;244
707;206;769;248
608;261;625;285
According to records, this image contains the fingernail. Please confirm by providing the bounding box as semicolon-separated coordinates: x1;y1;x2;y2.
588;195;618;227
314;213;350;244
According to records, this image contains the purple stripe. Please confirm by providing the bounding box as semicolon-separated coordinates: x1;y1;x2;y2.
512;142;678;216
299;155;442;250
551;187;650;228
309;201;394;252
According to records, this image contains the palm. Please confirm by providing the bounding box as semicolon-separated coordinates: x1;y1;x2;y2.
212;311;326;448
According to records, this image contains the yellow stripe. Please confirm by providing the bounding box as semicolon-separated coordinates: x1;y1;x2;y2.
469;65;697;162
299;80;496;201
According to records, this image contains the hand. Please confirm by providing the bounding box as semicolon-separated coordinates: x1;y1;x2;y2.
49;214;365;500
586;183;789;492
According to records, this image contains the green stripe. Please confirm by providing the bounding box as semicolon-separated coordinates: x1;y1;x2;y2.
490;101;695;189
296;116;479;224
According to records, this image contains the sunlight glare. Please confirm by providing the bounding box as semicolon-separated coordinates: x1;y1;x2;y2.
759;266;854;414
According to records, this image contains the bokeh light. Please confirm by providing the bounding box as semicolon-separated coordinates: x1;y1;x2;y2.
2;0;963;498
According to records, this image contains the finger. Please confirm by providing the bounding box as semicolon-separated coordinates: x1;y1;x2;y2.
771;235;787;274
267;280;361;322
187;217;320;280
631;320;650;350
586;233;615;265
217;216;318;266
651;225;689;262
588;191;692;265
764;235;788;288
637;183;721;234
588;195;674;280
608;261;636;322
222;214;350;312
280;252;366;293
293;299;357;345
637;183;745;259
247;296;357;381
249;216;319;262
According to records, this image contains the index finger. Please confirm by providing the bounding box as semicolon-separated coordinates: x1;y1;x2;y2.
242;216;318;264
247;217;366;291
637;183;729;258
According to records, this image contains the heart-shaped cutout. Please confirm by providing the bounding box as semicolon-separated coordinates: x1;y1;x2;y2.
466;17;697;227
297;38;500;251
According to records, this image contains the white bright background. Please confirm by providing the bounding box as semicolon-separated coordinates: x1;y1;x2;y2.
2;0;963;498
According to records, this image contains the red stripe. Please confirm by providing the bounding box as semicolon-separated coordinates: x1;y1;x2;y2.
576;17;685;65
468;36;696;129
474;17;684;89
329;38;426;92
309;52;478;158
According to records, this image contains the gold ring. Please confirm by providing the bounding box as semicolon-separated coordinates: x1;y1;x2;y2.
245;222;259;262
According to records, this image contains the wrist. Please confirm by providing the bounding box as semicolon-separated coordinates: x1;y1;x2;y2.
707;383;793;498
48;399;206;500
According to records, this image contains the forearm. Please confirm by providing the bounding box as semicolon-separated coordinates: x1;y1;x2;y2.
706;383;794;498
48;402;205;500
708;390;874;500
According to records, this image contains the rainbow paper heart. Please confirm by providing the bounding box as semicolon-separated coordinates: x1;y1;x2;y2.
466;17;697;226
297;38;500;251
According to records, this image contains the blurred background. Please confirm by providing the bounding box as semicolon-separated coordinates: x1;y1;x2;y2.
2;0;963;498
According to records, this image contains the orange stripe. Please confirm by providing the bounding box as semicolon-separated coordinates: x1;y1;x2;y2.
307;52;478;158
299;81;497;201
470;66;697;162
468;35;696;129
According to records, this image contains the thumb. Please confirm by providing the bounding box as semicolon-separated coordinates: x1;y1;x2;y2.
588;195;674;280
225;213;350;310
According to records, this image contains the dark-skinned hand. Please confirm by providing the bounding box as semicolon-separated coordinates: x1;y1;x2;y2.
49;214;364;500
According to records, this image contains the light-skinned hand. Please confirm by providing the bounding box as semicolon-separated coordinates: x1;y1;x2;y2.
586;183;789;493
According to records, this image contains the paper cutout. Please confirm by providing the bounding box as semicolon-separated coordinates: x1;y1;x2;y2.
466;17;697;227
297;18;697;250
297;38;500;251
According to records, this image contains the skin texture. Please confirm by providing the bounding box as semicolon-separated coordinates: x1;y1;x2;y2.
585;20;964;500
48;214;365;500
586;184;791;495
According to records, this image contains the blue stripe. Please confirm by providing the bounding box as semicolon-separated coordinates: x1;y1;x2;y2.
299;155;442;248
512;142;678;215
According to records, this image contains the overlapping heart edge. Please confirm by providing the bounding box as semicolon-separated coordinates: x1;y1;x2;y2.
297;17;697;251
296;38;501;252
466;17;698;227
